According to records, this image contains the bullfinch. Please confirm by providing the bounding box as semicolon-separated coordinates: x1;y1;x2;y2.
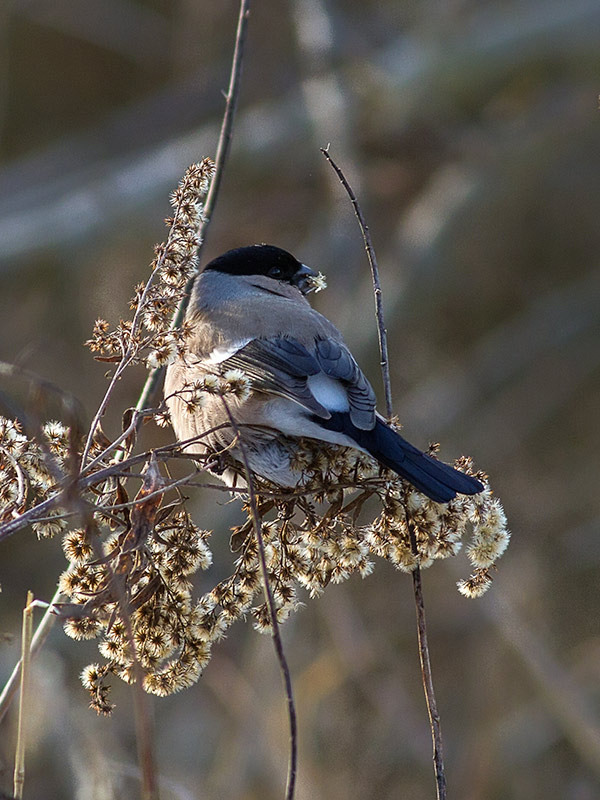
164;244;483;502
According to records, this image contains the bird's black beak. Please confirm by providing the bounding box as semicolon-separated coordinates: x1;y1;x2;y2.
292;263;316;295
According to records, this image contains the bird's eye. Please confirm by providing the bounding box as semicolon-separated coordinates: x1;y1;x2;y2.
269;267;282;278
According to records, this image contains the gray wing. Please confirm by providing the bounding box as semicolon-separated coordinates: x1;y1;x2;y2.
314;338;376;430
219;337;332;418
218;336;377;430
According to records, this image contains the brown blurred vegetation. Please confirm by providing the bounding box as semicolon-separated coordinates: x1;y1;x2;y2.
1;1;600;798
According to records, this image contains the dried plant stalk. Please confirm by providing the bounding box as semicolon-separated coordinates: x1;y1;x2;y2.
321;146;450;798
321;145;393;419
220;399;298;800
13;591;34;800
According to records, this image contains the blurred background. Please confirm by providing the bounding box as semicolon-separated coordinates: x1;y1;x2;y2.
1;0;600;798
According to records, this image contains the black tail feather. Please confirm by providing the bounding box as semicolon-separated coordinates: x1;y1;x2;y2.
318;412;483;503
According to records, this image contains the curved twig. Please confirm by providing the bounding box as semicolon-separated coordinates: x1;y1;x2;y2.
322;147;447;799
320;146;393;419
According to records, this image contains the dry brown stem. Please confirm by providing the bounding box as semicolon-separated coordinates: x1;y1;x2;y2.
13;591;34;800
322;147;447;797
220;399;298;800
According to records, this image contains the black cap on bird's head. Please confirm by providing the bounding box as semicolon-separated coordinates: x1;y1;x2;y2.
204;244;315;293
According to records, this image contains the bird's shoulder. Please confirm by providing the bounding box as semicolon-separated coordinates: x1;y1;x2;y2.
185;270;343;357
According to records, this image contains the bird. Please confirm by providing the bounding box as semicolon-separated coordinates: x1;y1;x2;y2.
164;244;484;503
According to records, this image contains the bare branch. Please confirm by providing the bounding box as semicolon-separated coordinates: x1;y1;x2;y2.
322;149;447;797
200;0;251;240
407;516;447;800
220;400;298;800
134;0;252;419
320;146;393;419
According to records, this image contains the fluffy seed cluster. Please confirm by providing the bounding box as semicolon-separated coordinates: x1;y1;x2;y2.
0;416;73;538
51;433;508;712
170;370;252;419
85;159;215;368
58;461;216;713
222;440;510;618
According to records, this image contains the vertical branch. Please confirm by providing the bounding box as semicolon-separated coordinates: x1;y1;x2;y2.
322;148;447;798
220;401;298;800
136;0;252;417
113;576;159;800
13;591;34;800
200;0;251;238
407;518;447;800
320;146;393;419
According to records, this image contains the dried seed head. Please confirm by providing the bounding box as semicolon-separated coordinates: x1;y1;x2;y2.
457;569;494;598
33;512;68;539
303;271;328;293
42;421;70;456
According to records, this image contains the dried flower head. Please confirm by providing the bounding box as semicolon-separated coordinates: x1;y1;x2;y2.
303;271;328;293
42;421;70;456
0;416;70;524
85;159;215;367
57;457;217;708
0;417;28;456
145;332;180;369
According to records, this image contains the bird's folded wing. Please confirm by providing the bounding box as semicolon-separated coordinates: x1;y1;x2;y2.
213;336;377;429
215;337;332;418
314;338;376;430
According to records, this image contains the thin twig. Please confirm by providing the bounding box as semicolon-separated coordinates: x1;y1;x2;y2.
200;0;251;240
80;358;135;468
13;591;34;800
323;148;447;797
0;444;207;544
220;400;298;800
0;433;387;545
320;146;393;419
134;0;251;418
407;518;447;800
